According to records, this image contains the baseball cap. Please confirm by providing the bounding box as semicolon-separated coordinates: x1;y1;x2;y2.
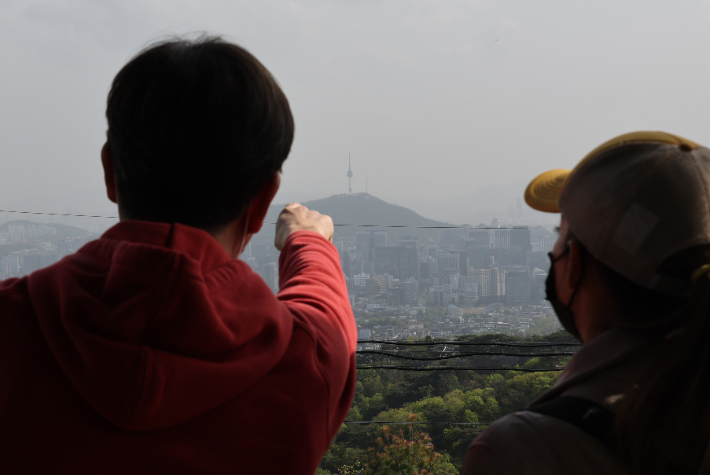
525;131;710;296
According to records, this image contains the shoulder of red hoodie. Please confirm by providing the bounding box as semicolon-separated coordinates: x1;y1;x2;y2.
0;221;357;475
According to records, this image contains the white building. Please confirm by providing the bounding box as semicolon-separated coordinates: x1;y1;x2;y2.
353;273;371;287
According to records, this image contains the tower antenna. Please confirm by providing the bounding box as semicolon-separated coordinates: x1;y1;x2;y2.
347;152;353;195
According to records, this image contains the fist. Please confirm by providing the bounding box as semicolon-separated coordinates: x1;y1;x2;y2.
274;203;334;251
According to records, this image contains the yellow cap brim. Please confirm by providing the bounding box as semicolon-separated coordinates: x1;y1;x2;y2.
524;131;700;214
524;169;571;213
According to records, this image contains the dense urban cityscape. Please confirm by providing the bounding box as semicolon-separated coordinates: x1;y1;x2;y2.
249;204;561;340
0;191;564;342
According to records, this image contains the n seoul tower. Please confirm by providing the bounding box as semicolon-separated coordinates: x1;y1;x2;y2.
347;153;353;195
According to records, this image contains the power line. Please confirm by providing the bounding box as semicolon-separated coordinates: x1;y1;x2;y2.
358;340;580;348
344;421;490;426
0;209;118;219
356;365;563;372
267;222;511;229
0;209;539;230
356;350;575;361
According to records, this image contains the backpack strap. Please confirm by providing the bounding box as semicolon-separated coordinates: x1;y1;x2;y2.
526;396;615;451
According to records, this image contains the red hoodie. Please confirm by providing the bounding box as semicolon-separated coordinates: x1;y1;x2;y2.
0;221;357;474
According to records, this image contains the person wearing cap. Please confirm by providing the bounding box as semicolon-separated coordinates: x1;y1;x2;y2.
461;131;710;475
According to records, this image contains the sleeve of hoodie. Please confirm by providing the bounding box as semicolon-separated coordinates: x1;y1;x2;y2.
276;231;358;433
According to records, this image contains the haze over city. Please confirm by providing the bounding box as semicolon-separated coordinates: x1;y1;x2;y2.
2;0;710;226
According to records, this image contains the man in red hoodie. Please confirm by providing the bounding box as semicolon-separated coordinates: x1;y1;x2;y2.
0;36;357;474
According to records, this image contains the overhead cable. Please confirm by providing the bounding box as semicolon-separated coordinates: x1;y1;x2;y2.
356;365;563;372
344;421;490;426
0;209;118;219
358;340;580;347
0;209;541;230
356;350;575;360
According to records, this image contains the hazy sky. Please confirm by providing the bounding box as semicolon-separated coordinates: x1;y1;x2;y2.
2;0;710;223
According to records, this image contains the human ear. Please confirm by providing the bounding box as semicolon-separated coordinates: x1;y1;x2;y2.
101;142;118;204
245;173;281;235
564;240;585;295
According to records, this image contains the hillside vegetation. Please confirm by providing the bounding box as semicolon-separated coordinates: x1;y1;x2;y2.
319;332;573;474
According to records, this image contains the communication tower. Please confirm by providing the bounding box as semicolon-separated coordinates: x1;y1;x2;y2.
347;153;353;194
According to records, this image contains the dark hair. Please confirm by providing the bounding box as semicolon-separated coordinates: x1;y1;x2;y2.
572;230;710;473
106;35;294;232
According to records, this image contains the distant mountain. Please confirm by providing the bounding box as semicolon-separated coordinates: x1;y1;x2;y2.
269;193;450;227
253;193;453;243
0;220;92;240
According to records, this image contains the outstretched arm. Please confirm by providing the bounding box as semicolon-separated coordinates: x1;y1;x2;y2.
274;202;355;353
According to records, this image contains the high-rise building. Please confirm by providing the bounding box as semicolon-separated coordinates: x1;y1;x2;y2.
396;237;419;248
469;229;492;248
399;246;419;281
471;269;491;297
459;276;479;303
373;246;418;281
456;250;469;276
259;263;279;294
400;280;418;305
373;247;399;277
511;226;532;251
467;245;492;269
353;273;370;287
502;265;531;305
473;268;506;298
491;229;511;249
438;228;468;246
436;252;459;274
2;255;19;275
355;231;387;263
490;268;506;297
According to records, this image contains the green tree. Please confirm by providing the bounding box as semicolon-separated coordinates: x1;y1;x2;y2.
364;425;453;475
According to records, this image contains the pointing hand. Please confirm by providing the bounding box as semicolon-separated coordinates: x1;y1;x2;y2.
274;203;334;251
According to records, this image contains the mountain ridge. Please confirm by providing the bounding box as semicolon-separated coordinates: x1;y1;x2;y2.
268;193;451;227
252;193;453;243
0;219;92;239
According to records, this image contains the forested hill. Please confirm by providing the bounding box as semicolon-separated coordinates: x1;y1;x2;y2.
0;220;91;239
261;193;452;240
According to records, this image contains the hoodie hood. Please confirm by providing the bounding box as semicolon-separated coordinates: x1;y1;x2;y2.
28;221;293;432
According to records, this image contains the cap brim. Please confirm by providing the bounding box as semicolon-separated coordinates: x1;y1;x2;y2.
524;169;571;213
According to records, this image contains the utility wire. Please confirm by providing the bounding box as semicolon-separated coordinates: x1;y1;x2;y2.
359;340;580;347
0;209;541;230
356;350;575;360
267;222;514;229
356;365;563;372
0;209;118;219
344;421;490;426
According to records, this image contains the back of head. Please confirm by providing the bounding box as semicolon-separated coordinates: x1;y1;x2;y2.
106;35;294;232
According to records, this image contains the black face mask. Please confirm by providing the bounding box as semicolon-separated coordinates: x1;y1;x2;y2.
545;249;584;341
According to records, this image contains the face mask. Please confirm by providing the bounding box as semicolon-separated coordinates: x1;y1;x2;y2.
546;249;584;341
